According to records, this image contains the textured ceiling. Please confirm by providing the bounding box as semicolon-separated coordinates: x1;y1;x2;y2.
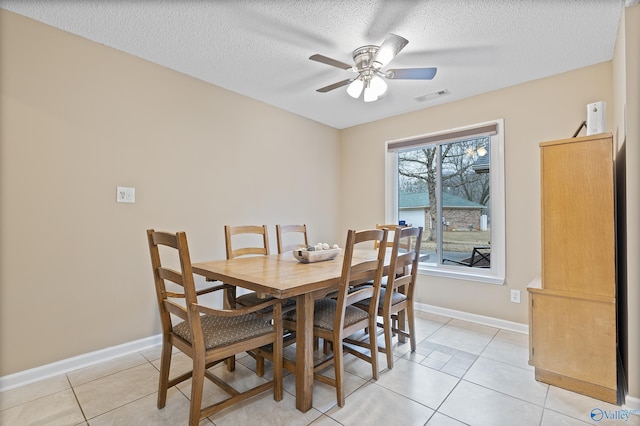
0;0;624;129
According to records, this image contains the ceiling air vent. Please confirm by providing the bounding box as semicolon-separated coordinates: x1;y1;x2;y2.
415;89;450;103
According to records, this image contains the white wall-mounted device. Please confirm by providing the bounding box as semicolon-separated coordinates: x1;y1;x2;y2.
586;101;606;136
116;186;135;203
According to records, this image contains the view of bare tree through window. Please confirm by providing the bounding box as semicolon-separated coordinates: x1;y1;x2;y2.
397;137;491;268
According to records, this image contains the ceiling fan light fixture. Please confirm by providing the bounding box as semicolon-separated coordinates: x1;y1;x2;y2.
370;75;387;97
363;86;378;102
346;78;364;98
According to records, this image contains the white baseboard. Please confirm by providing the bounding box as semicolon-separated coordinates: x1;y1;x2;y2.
0;334;162;392
415;302;529;334
624;396;640;411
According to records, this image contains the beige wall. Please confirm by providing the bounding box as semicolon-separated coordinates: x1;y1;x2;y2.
0;10;341;375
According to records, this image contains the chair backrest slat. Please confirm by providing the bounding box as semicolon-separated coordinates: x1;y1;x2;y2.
157;267;184;286
152;231;179;249
349;260;380;283
163;299;188;320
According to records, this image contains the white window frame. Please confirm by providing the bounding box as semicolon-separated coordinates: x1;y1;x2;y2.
385;119;505;285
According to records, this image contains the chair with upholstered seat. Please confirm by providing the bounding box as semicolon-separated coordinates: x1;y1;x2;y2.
275;223;323;350
282;228;388;407
146;229;283;426
356;226;423;369
276;224;309;254
224;224;296;372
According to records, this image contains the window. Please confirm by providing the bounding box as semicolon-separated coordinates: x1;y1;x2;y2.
385;120;505;284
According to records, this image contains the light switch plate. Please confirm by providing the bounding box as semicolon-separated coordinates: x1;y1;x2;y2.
116;186;135;203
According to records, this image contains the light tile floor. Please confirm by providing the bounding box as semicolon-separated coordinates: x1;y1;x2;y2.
1;311;638;426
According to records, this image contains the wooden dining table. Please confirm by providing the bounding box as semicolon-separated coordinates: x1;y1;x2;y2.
191;250;378;413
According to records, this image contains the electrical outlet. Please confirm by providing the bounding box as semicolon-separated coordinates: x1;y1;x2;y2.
510;289;521;303
116;186;135;203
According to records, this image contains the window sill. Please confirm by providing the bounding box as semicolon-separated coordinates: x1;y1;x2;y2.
418;263;505;285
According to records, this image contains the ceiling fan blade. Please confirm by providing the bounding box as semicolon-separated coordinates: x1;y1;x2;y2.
373;33;409;67
386;67;438;80
309;54;353;70
316;78;353;93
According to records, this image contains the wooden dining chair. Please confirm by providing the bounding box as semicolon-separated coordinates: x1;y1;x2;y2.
146;229;283;425
223;224;295;309
276;224;326;351
224;225;273;308
275;224;309;254
224;224;296;373
282;228;388;407
356;226;423;369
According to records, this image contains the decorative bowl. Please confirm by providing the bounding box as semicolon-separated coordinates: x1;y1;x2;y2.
293;248;341;263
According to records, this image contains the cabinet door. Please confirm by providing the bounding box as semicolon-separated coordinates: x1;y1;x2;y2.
530;291;616;390
540;136;615;297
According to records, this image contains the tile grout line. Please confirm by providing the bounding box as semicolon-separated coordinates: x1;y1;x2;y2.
66;374;88;424
538;379;552;426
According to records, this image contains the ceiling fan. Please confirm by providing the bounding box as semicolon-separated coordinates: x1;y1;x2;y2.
310;34;437;102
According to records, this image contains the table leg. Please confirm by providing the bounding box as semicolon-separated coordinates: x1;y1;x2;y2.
295;292;314;412
223;285;236;371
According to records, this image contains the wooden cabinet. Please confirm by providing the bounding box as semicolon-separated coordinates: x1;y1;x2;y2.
528;133;621;404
